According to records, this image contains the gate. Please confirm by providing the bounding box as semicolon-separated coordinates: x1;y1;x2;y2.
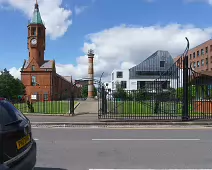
98;37;212;120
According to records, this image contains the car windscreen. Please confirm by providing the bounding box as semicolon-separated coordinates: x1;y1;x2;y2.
0;101;26;126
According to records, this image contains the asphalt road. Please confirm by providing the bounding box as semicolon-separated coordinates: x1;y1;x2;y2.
32;127;212;170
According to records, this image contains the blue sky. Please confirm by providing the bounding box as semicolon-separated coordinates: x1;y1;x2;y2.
0;0;212;79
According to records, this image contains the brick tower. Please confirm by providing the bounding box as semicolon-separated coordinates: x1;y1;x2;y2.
27;0;46;66
21;0;77;101
87;49;95;99
21;0;48;97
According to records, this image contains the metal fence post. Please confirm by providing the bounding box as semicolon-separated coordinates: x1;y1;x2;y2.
182;54;189;120
101;86;107;114
69;87;75;116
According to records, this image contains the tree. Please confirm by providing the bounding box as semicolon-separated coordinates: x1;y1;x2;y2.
176;86;196;100
112;82;128;100
0;68;25;100
81;85;97;98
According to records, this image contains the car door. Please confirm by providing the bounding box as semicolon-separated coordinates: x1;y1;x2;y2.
0;100;32;165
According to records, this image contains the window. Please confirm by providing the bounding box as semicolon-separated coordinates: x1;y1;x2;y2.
31;76;37;86
206;58;208;65
34;92;39;100
197;51;200;56
160;61;165;67
112;82;114;89
201;49;204;55
201;59;204;66
206;47;208;54
197;61;200;67
112;73;114;80
32;65;35;71
29;52;30;58
210;45;212;52
121;81;127;89
38;27;42;36
145;81;156;89
31;27;36;36
193;62;196;68
193;52;195;58
0;100;26;125
44;92;48;101
190;54;192;60
116;71;123;78
137;81;145;89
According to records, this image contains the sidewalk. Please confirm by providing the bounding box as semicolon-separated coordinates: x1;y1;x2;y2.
26;113;99;123
26;114;212;126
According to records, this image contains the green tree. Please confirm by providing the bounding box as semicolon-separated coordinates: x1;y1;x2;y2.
81;85;97;98
176;86;196;100
112;82;128;100
176;87;183;100
0;68;25;100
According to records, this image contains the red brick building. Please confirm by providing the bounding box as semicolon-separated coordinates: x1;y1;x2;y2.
20;1;79;100
174;39;212;71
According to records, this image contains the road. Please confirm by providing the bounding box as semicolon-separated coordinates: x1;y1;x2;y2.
33;127;212;170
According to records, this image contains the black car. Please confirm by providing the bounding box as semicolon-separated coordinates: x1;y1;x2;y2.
0;98;36;170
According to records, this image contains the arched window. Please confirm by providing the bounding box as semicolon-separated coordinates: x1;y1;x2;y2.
32;65;35;71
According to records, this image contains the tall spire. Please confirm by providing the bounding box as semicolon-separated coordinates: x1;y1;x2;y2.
30;0;44;25
35;0;38;9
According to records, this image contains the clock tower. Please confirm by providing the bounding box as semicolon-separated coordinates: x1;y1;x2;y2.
27;0;46;66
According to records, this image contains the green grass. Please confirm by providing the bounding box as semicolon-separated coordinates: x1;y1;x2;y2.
107;101;205;117
14;101;78;114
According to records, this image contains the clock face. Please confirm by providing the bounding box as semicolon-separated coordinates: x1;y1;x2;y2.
31;38;37;45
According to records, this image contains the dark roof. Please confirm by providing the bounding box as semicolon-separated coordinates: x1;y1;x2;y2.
130;50;174;72
56;74;73;84
30;2;44;25
129;50;178;79
23;60;53;69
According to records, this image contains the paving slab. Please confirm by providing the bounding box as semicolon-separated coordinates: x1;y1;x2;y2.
74;101;99;114
26;113;98;123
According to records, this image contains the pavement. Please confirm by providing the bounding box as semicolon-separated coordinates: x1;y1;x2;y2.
25;100;212;126
33;126;212;169
25;114;212;126
74;101;98;114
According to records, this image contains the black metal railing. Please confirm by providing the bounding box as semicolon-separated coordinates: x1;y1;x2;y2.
10;93;77;115
98;37;212;120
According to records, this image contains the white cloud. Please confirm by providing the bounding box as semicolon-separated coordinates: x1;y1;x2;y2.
8;24;212;83
185;0;212;5
9;67;21;79
74;5;88;15
0;67;21;79
0;0;72;39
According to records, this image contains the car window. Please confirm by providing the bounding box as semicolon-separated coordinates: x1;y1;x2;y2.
0;101;26;125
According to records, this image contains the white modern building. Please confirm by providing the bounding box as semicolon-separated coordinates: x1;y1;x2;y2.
109;50;178;91
104;81;112;89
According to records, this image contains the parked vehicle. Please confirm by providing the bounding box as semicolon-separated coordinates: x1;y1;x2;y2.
0;98;36;170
